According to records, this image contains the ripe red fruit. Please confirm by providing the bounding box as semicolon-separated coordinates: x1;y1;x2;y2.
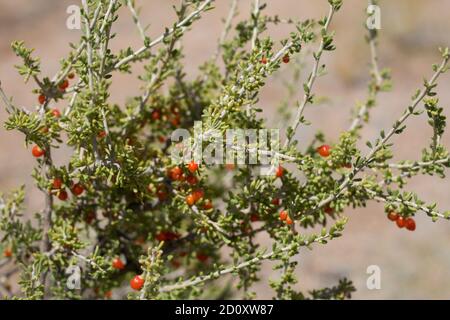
3;248;12;258
186;175;198;185
170;166;183;181
59;79;69;91
405;218;416;231
317;145;331;157
112;257;125;270
396;216;406;228
324;206;334;215
58;190;69;201
97;131;107;139
261;56;268;65
271;198;281;206
155;232;167;242
203;200;213;210
186;194;196;206
387;212;399;221
279;210;288;221
85;211;96;224
286;216;293;225
130;275;145;291
51;108;61;118
188;161;199;173
192;189;204;202
157;187;168;201
151;110;161;121
68;72;75;79
282;55;290;63
32;145;45;158
250;214;260;222
170;116;181;127
104;291;112;299
38;94;46;104
275;166;284;178
196;253;208;262
52;178;63;189
71;183;84;196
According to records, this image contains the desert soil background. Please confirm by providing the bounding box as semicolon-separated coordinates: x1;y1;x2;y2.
1;0;450;299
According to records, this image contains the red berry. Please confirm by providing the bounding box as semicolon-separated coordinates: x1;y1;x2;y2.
187;161;199;173
387;212;399;222
250;214;260;222
158;136;166;143
59;79;69;91
282;55;290;63
343;163;352;169
169;166;183;181
155;232;167;242
85;211;96;224
112;257;125;270
396;216;406;228
32;145;45;158
275;166;284;178
97;131;107;139
71;183;84;196
279;210;288;221
38;94;46;104
317;145;331;157
51;108;61;118
157;187;168;201
170;116;181;127
286;216;293;225
3;248;12;258
68;72;75;79
52;178;63;189
58;190;69;201
192;189;204;202
151;110;161;121
261;56;268;65
324;206;334;215
405;218;416;231
271;198;281;206
104;291;112;299
186;194;196;206
130;275;145;291
203;200;213;210
186;175;198;185
196;253;208;263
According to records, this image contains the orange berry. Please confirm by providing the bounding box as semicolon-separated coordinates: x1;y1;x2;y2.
52;178;63;189
396;216;406;228
32;145;45;158
286;216;293;225
130;275;145;291
275;166;284;178
186;194;196;206
192;189;204;202
58;190;69;201
38;94;46;104
203;200;213;210
282;55;290;63
317;145;331;157
187;161;199;173
71;183;84;196
3;248;12;258
112;257;125;270
387;212;399;222
279;210;288;221
51;108;61;118
405;218;416;231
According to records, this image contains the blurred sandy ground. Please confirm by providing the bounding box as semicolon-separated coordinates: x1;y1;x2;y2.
1;0;450;299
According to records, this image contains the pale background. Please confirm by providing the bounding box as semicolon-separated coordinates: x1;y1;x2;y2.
1;0;450;299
